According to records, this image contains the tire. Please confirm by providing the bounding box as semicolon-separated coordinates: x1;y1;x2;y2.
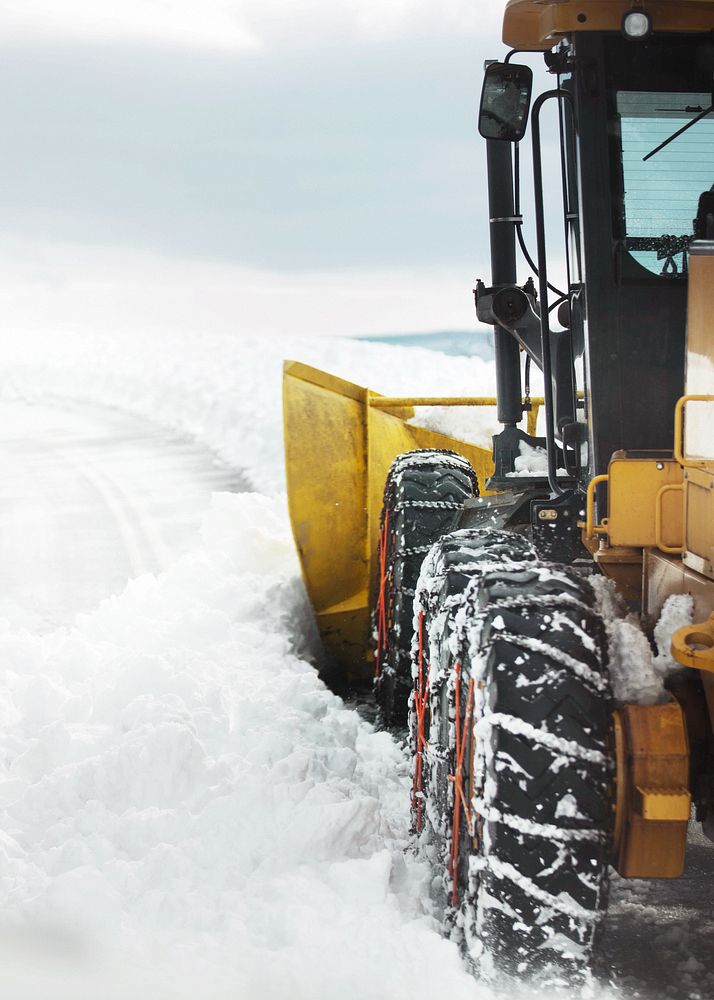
373;449;478;728
413;527;613;983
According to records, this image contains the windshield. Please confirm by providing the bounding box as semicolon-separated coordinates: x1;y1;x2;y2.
616;90;714;276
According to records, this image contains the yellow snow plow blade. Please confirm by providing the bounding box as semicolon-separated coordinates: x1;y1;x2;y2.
283;360;503;681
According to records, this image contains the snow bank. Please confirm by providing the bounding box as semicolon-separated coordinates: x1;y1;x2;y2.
0;325;616;998
0;327;502;496
0;491;485;999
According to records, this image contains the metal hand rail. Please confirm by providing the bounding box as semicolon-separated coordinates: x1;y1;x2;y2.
674;394;714;468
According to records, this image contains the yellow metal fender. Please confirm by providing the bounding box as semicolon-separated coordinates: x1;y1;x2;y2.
612;698;690;879
283;361;498;680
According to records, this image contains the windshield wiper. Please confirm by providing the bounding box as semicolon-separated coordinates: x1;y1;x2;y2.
643;104;714;161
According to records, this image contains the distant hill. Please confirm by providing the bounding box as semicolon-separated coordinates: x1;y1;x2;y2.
357;329;494;360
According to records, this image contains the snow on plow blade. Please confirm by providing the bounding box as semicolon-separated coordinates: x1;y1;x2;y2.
283;360;496;680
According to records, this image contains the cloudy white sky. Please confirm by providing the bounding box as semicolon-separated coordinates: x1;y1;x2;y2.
0;1;545;338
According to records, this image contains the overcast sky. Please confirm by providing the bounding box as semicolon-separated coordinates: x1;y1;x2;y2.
0;1;549;338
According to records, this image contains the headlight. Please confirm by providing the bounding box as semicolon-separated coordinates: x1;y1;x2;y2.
622;9;652;39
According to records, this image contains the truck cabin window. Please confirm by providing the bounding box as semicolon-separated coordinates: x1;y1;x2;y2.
615;90;714;278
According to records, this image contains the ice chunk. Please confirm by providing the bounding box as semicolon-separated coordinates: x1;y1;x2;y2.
605;618;665;706
653;593;694;676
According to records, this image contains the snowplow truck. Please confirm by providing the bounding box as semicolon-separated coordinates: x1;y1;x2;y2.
284;0;714;982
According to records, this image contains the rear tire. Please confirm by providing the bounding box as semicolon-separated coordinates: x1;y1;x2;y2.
373;450;478;727
414;527;613;982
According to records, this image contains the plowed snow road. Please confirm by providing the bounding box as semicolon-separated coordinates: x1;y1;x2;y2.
0;398;246;629
1;395;713;999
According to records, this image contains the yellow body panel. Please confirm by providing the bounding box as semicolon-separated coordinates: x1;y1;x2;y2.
583;452;683;553
680;250;714;577
503;0;714;50
683;466;714;577
685;249;714;446
283;361;495;679
607;452;683;549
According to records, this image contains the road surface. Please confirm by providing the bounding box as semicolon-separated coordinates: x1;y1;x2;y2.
604;822;714;999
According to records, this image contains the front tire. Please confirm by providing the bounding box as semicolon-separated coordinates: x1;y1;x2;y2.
414;528;613;982
373;450;478;727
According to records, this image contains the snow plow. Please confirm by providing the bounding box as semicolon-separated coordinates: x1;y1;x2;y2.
282;361;534;676
284;0;714;984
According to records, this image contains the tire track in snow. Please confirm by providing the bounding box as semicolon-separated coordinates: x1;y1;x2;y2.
0;397;248;628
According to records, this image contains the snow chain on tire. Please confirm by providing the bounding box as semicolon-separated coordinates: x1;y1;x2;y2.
373;449;478;728
413;527;614;984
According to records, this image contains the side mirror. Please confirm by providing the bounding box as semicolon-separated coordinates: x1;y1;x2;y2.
478;62;533;142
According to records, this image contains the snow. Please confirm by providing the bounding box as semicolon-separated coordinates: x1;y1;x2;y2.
0;486;484;999
0;328;533;999
473;797;600;843
0;328;502;496
653;594;694;675
505;440;568;478
0;322;674;998
605;618;665;706
491;626;610;693
512;441;549;475
477;856;600;924
408;403;498;447
475;713;609;765
592;578;694;705
555;794;585;821
591;575;664;705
